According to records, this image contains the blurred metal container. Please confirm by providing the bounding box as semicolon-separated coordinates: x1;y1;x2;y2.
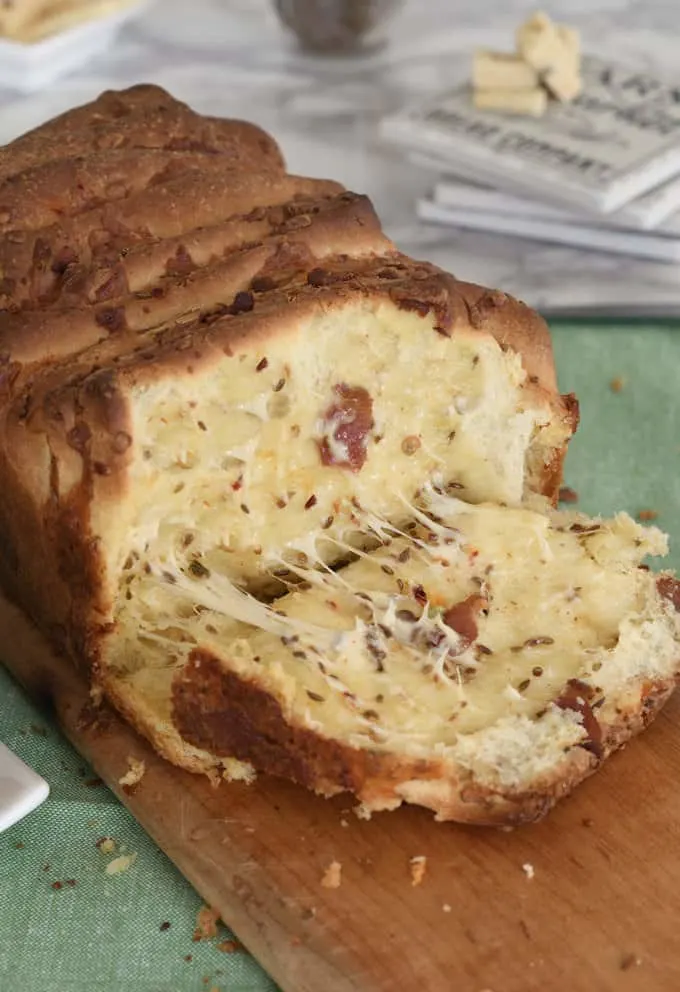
273;0;405;54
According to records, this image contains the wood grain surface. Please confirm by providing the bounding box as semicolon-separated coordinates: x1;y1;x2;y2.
2;590;680;992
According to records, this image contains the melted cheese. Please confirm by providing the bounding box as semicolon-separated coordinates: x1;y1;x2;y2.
109;491;680;774
104;303;563;590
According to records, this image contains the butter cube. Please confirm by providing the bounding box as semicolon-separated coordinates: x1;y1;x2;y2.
473;87;548;117
473;51;539;90
558;24;580;62
518;23;564;72
521;11;553;33
544;64;582;102
517;11;581;75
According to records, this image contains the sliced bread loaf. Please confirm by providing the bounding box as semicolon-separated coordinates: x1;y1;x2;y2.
2;86;675;826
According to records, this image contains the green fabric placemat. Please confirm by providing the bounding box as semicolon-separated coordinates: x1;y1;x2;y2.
0;668;280;992
551;322;680;566
1;321;679;992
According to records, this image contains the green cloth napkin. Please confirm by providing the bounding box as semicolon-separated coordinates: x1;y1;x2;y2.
0;668;280;992
1;322;679;992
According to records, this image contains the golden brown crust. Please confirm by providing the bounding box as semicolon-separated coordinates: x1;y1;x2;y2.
100;669;226;777
0;172;344;309
0;193;389;364
0;85;284;184
0;150;250;237
456;284;558;390
171;651;678;826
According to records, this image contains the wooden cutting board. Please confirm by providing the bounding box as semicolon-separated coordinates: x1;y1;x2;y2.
3;590;680;992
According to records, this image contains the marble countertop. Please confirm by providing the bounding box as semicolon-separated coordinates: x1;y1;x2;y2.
3;0;680;313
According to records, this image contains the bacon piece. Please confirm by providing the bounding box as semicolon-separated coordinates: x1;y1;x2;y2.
317;383;374;473
442;595;488;651
657;575;680;612
554;678;603;758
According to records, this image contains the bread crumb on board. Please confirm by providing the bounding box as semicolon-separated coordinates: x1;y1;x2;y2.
118;756;146;790
321;860;342;889
217;939;243;954
443;903;452;913
96;837;116;854
522;862;535;880
89;682;104;706
193;905;221;941
620;952;642;971
637;509;659;522
410;855;427;887
105;853;137;876
610;376;625;393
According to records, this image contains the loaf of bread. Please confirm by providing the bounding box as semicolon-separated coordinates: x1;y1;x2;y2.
0;85;676;825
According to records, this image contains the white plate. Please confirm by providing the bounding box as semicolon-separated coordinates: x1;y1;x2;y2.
0;0;151;93
0;740;49;833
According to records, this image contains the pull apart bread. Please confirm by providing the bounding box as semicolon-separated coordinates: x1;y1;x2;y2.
0;86;678;825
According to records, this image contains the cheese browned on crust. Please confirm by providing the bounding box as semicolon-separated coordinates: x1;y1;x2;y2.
2;86;675;826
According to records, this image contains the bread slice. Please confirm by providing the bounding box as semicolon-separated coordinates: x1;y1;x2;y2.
103;491;680;824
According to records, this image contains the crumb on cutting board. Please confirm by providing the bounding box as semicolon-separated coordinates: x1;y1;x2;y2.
118;756;146;790
410;855;427;887
610;376;625;393
522;862;535;880
193;905;221;941
620;953;642;971
105;853;137;876
49;879;78;891
443;903;452;913
217;939;243;954
321;860;342;889
96;837;116;854
89;683;104;706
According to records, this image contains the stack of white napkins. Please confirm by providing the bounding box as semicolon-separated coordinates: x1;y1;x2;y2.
380;55;680;264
